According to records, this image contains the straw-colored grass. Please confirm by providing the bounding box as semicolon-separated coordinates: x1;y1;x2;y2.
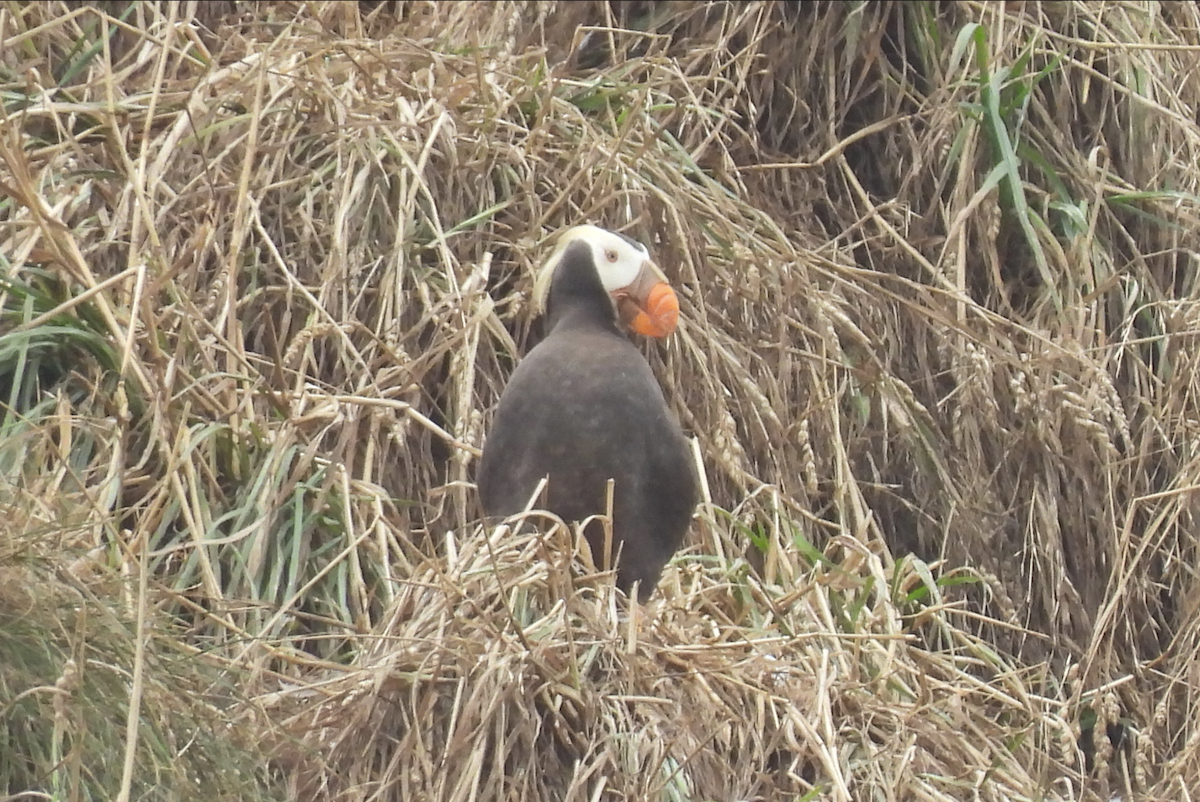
3;1;1199;799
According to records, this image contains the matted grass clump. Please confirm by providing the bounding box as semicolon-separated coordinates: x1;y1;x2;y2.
3;1;1200;799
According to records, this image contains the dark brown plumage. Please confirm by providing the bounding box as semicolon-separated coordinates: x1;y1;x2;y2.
477;226;699;601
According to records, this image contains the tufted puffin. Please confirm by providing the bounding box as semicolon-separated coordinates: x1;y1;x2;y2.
477;225;699;601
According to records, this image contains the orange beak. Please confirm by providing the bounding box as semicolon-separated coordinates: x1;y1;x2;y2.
613;262;681;338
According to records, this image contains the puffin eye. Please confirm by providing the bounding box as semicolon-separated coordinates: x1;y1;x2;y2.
605;249;619;263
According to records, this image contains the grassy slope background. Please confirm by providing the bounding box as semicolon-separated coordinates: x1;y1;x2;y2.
2;1;1199;799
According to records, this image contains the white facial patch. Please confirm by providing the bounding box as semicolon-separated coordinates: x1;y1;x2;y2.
579;225;648;294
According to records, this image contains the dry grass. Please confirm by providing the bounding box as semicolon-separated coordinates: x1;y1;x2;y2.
3;0;1200;799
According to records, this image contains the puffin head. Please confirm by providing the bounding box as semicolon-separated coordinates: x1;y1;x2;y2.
533;225;681;338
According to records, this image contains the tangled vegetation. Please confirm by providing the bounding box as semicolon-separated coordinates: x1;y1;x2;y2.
3;1;1199;799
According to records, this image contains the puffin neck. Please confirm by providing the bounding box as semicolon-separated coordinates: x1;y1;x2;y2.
545;239;621;334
